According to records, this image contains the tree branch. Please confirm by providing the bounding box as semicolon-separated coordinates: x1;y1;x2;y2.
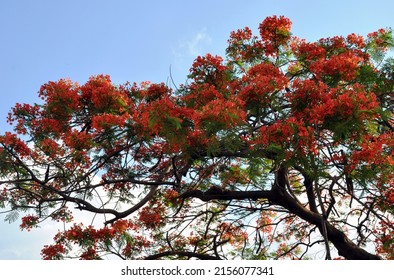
144;251;221;260
179;188;273;202
104;186;158;225
180;171;381;260
269;181;381;259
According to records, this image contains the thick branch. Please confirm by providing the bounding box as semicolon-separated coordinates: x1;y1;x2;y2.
179;187;273;202
274;166;381;260
304;175;318;213
181;183;381;259
104;186;158;225
145;251;221;260
269;186;381;259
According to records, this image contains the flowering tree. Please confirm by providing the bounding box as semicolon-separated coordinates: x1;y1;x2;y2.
1;16;394;260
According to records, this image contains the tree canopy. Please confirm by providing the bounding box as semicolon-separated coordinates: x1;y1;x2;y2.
1;16;394;260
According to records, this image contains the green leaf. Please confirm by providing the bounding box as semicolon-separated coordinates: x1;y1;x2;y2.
206;140;221;156
379;108;392;123
4;211;19;224
167;116;182;130
365;119;379;134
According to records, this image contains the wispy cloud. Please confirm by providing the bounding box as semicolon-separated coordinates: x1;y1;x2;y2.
184;28;212;57
170;28;213;83
172;28;212;62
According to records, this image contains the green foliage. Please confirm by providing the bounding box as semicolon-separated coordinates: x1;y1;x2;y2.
4;210;19;224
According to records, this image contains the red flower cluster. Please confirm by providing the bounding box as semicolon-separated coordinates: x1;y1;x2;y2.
41;244;66;260
218;222;248;247
189;54;227;84
259;15;292;55
239;62;288;109
138;203;166;229
375;220;394;259
0;132;31;158
350;133;394;170
227;27;264;63
41;220;142;259
20;215;39;231
367;28;391;52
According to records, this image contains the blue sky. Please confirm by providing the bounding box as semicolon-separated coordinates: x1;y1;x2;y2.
1;0;394;259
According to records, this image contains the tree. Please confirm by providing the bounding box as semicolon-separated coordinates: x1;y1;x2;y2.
1;16;394;260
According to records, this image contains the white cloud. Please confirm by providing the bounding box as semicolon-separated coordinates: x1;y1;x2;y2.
169;28;213;84
172;28;212;63
184;28;212;57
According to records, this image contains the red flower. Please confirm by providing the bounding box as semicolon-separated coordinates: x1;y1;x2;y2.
41;244;66;260
20;215;39;231
259;15;292;55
